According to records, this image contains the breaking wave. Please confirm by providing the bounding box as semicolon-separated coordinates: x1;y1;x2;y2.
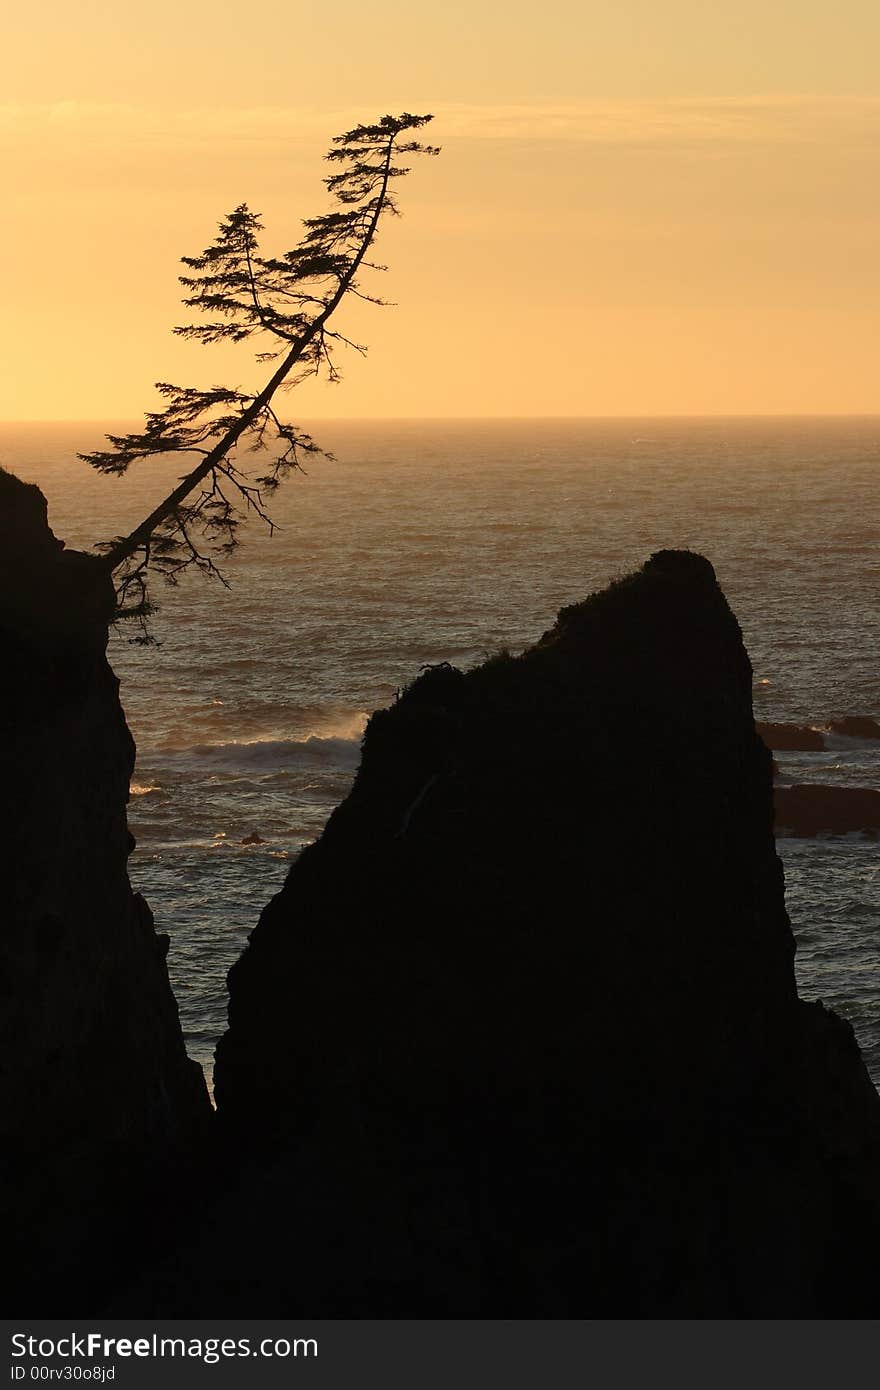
163;732;364;774
129;782;163;797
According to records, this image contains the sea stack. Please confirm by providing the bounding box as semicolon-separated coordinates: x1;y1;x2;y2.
212;550;880;1316
0;469;210;1312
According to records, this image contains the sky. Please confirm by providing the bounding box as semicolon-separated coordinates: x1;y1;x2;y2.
2;0;879;418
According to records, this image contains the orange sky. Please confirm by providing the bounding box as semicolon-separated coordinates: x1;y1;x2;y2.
2;0;879;418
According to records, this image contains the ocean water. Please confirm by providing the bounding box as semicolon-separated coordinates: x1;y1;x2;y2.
4;417;880;1088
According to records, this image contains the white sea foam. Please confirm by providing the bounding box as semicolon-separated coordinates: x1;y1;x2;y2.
157;710;369;774
166;732;363;773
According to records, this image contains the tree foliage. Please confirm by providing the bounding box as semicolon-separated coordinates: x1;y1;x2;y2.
81;113;438;638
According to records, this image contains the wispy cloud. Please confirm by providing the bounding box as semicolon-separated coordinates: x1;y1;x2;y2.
1;96;879;151
438;95;880;146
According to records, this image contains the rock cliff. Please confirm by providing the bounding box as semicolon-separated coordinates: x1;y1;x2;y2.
7;495;880;1317
0;469;210;1312
209;550;880;1315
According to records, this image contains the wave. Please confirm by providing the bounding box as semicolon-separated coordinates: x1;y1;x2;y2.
162;732;363;773
824;733;880;753
129;782;163;797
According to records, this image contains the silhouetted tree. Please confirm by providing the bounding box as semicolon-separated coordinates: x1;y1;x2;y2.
81;112;438;637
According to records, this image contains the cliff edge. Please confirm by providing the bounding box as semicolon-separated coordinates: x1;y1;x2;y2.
0;469;210;1312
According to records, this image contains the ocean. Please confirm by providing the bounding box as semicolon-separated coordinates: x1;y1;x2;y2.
5;417;880;1089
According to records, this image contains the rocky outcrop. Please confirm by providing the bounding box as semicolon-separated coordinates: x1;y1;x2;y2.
758;721;825;751
8;503;880;1317
758;717;880;839
775;783;880;837
829;716;880;741
758;717;880;754
0;469;210;1312
206;550;880;1316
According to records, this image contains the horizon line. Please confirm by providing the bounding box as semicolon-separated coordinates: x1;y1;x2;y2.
3;412;880;426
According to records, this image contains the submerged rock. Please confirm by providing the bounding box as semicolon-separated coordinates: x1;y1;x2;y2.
828;715;880;741
0;469;210;1312
205;549;880;1316
775;783;880;837
757;717;880;753
758;720;825;751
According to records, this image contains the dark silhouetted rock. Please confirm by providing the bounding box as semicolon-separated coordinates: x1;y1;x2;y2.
775;783;880;838
828;716;880;741
241;832;265;845
192;550;880;1317
757;721;825;751
0;469;210;1313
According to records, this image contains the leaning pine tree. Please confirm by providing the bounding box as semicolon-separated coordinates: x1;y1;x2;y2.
81;112;438;639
